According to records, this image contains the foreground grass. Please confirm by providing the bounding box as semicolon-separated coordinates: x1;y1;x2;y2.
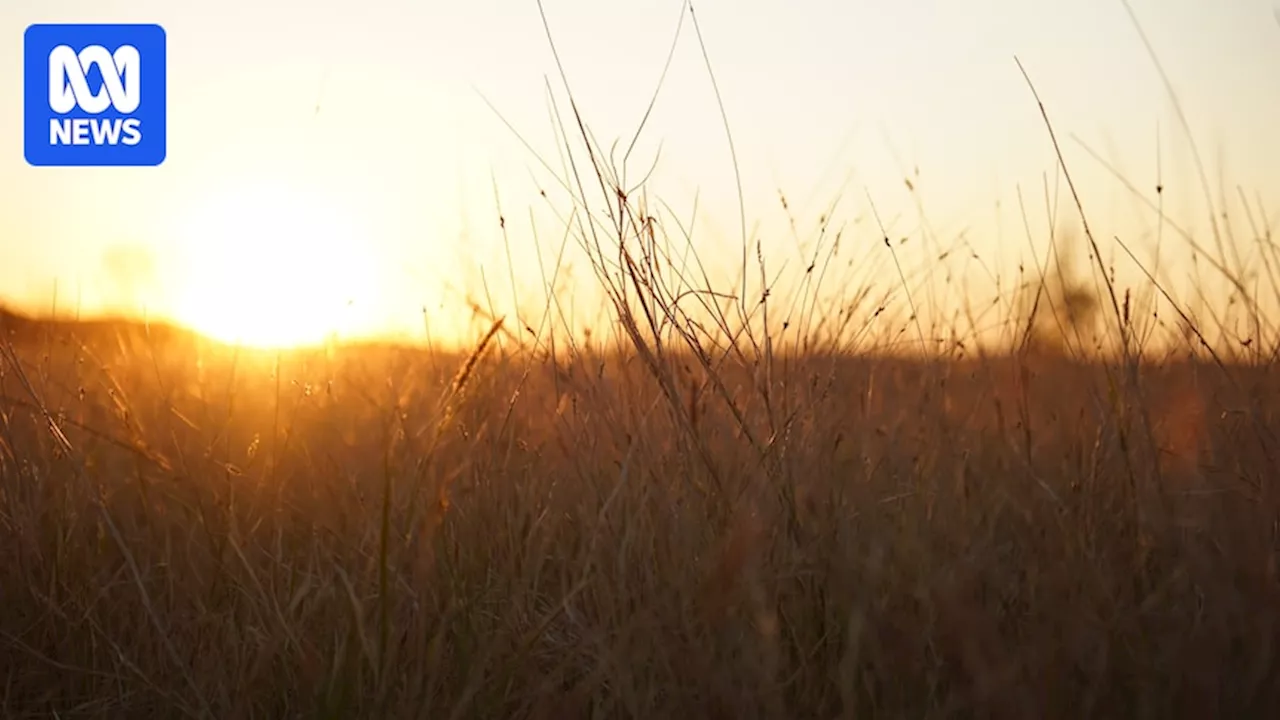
1;311;1278;718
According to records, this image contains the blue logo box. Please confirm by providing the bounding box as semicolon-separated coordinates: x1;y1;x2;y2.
24;23;167;167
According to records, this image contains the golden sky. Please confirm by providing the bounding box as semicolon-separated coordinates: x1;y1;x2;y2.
1;0;1277;349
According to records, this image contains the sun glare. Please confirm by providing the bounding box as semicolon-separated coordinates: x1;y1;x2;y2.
171;182;380;349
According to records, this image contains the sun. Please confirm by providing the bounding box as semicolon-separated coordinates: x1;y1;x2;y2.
170;181;380;349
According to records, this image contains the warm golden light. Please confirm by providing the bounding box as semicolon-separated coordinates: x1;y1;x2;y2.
170;181;380;349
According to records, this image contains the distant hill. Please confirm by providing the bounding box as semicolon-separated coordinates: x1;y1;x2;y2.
0;305;194;349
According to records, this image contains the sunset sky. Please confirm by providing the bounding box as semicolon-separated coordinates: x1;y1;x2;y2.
0;0;1277;348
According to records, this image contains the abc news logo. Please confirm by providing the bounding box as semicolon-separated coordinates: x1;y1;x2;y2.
48;44;144;147
23;24;167;167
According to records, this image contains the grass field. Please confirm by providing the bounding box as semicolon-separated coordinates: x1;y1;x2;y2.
3;215;1280;719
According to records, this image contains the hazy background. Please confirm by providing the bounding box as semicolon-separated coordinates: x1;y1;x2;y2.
1;0;1277;347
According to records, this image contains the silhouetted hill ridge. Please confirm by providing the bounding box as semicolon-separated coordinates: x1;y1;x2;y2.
0;305;190;346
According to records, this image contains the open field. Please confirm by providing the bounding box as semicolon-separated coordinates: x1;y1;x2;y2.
2;291;1279;717
4;9;1279;714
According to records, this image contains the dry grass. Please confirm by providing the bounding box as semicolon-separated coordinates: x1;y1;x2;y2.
2;301;1278;719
